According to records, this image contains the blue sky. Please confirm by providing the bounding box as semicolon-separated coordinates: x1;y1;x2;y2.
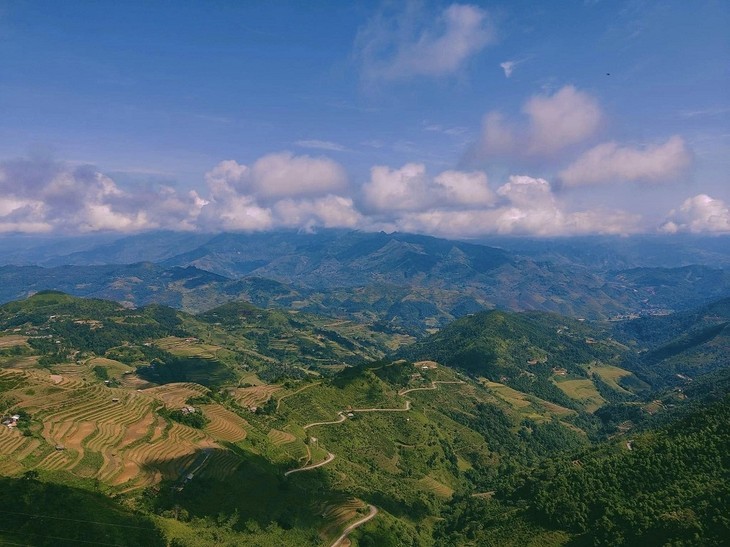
0;0;728;237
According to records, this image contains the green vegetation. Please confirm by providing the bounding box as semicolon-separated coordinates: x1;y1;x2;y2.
0;292;728;546
0;475;165;546
499;397;730;545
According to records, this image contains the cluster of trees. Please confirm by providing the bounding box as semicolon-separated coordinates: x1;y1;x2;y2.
160;407;210;429
499;397;730;545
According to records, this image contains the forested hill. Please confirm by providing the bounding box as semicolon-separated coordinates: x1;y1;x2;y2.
435;395;730;546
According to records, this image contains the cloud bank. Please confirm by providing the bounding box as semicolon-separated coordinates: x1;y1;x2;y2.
0;157;205;234
0;152;656;237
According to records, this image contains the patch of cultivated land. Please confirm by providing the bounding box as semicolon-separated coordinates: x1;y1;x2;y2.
87;356;133;376
142;382;209;408
155;336;222;358
481;379;575;417
0;370;245;489
418;475;455;499
0;335;29;348
232;384;281;408
317;497;367;542
553;377;606;412
589;364;634;391
202;404;248;442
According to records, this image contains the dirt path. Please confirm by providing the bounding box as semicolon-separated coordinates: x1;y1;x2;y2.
399;380;465;396
330;505;379;547
284;452;335;477
303;412;346;430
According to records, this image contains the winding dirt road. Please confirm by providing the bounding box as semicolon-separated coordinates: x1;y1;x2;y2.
303;412;346;430
399;380;465;396
284;452;336;477
329;505;379;547
284;378;467;543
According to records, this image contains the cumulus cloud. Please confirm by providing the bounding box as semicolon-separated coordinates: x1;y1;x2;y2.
660;194;730;234
199;152;356;232
273;195;363;231
356;3;495;81
0;153;645;238
479;85;603;158
559;135;692;187
359;165;637;237
252;152;348;200
0;157;204;234
361;163;495;213
394;175;639;237
362;163;431;212
434;170;494;206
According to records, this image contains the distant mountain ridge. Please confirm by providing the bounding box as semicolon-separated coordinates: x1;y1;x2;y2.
0;230;728;335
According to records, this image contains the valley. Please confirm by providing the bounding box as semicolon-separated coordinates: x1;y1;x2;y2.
0;233;727;545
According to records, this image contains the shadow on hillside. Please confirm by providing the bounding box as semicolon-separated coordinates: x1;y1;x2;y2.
142;445;345;532
0;476;165;546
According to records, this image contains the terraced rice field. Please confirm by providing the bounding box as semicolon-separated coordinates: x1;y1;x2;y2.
156;336;222;358
87;357;133;377
268;428;297;446
0;371;243;489
198;449;241;480
483;379;575;417
142;382;209;408
317;498;367;541
202;404;248;442
233;384;281;408
268;428;308;462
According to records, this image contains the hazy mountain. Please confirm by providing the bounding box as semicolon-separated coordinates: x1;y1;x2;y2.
0;231;728;336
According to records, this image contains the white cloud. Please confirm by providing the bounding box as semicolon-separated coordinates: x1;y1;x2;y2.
394;175;639;237
199;194;273;232
434;170;494;206
205;159;250;198
361;164;495;213
523;86;602;155
0;157;205;234
559;136;692;187
199;153;355;232
251;152;347;200
273;195;363;231
362;163;431;212
660;194;730;234
357;3;495;81
204;152;347;202
500;60;516;77
0;154;649;238
480;85;603;158
295;140;349;152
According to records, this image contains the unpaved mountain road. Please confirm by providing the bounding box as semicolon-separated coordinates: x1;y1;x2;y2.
329;504;379;547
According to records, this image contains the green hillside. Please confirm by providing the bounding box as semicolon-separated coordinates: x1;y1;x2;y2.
0;293;727;546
